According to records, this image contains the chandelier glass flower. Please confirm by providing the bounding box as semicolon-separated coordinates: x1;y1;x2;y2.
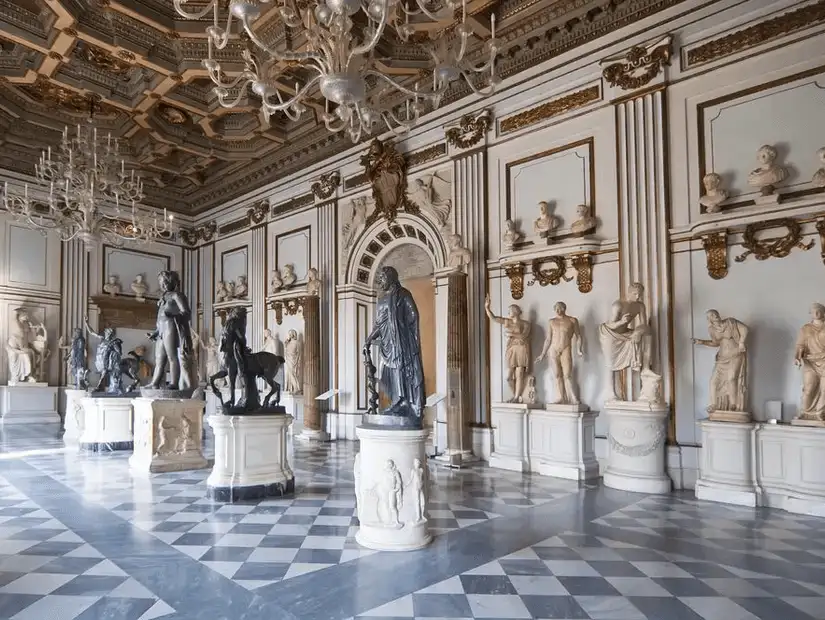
2;123;173;249
173;0;500;141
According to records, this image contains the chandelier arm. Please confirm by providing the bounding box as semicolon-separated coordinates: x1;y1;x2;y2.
258;73;323;114
349;9;389;61
239;15;324;64
383;107;419;132
216;84;256;109
400;2;451;24
365;69;443;101
456;68;496;96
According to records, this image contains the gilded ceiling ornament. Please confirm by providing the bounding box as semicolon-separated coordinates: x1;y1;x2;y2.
500;85;601;134
62;28;78;37
22;76;97;113
158;105;189;125
117;50;136;62
503;263;526;300
311;171;341;200
48;52;63;61
734;218;814;263
361;139;419;226
77;43;133;76
701;231;728;280
687;0;825;67
445;109;492;150
602;41;672;91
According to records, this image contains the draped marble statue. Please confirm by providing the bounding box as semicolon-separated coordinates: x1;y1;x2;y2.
794;303;825;424
147;270;195;393
6;308;38;385
694;310;749;416
363;266;425;427
284;330;303;394
599;282;652;401
485;295;532;403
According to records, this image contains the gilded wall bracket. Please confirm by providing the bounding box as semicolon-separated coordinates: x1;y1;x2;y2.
816;218;825;265
570;253;594;293
700;231;729;279
503;263;526;300
734;218;814;263
268;296;307;325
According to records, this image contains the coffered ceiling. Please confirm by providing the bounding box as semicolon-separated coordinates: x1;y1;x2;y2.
0;0;683;215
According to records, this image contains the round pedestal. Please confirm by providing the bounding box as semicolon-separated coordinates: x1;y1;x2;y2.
603;402;670;494
206;414;294;502
62;389;87;444
78;397;134;452
354;426;431;552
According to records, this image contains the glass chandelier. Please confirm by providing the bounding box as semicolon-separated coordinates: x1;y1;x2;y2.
2;123;174;249
173;0;500;142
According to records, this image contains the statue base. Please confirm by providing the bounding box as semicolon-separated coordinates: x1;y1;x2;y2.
695;419;759;508
139;387;195;400
708;409;751;424
206;413;294;502
361;413;423;430
0;385;59;425
62;389;87;443
529;404;599;481
130;398;208;474
220;404;287;416
603;400;671;494
79;396;134;452
791;416;825;427
86;390;140;399
354;426;431;552
488;403;531;472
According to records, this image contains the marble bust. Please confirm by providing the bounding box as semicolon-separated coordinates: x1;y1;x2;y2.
694;310;749;419
131;274;148;302
533;201;559;237
446;233;471;271
485;295;531;403
794;303;825;425
234;275;248;299
699;173;728;213
306;268;321;296
270;269;283;293
215;280;229;303
103;275;121;297
747;145;786;200
502;219;522;249
282;264;297;288
812;147;825;188
570;204;596;235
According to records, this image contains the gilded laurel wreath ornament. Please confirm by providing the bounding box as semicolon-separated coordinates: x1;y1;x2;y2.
734;218;814;263
529;256;572;287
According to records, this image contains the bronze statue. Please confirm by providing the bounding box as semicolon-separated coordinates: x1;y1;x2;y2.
84;319;127;394
362;266;425;428
147;270;194;391
59;328;88;390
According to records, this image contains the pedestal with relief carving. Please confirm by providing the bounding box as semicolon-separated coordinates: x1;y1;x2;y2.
129;398;208;474
62;389;86;444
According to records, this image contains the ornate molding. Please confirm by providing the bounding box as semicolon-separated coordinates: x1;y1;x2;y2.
406;143;447;167
503;263;526;300
528;256;572;287
445;109;492;150
77;42;133;76
817;218;825;265
602;37;672;91
500;85;601;134
247;201;268;226
311;171;341;200
268;296;308;325
701;231;728;280
571;253;594;293
686;0;825;67
361;139;419;226
734;218;814;263
608;423;666;457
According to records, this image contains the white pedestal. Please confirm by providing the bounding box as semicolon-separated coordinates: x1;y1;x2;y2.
695;420;758;507
354;426;431;552
205;387;231;417
529;404;599;481
62;389;87;444
79;397;134;452
129;398;208;473
206;414;294;502
489;403;529;472
0;385;59;424
282;393;304;428
603;401;671;494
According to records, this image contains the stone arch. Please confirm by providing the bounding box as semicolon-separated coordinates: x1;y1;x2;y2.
345;213;448;286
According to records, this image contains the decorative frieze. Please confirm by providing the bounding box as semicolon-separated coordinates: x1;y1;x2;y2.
499;85;601;134
601;36;671;91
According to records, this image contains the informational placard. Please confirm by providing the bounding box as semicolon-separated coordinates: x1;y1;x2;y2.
425;393;446;407
316;388;339;401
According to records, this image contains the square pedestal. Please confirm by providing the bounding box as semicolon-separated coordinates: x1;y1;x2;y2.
206;414;294;502
354;426;431;552
130;398;208;473
205;387;230;417
529;404;598;481
489;403;529;472
62;389;87;444
695;420;758;507
0;385;59;424
282;393;304;428
603;400;671;494
79;397;134;452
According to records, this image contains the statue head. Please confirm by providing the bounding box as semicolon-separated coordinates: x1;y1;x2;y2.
554;301;566;316
218;280;226;289
375;266;400;292
703;173;722;192
135;273;144;283
756;144;777;166
819;147;825;165
283;264;295;276
706;309;721;325
133;345;146;356
208;336;217;346
158;270;180;292
448;233;461;249
628;282;644;301
413;458;421;468
287;329;297;341
504;219;514;232
812;303;825;321
237;275;246;284
72;327;82;339
107;275;118;284
538;201;549;215
385;459;396;471
307;267;318;281
14;308;29;323
508;304;522;319
103;327;116;340
264;328;272;338
576;204;590;218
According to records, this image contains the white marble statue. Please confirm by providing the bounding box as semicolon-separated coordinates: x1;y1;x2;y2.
282;264;297;288
215;281;229;303
131;274;149;301
502;219;522;249
270;270;283;293
197;334;224;387
794;303;825;423
813;147;825;187
410;173;452;228
306;268;321;296
533;201;559;237
6;308;38;385
103;275;121;297
446;233;471;271
382;459;403;526
262;328;281;355
226;280;236;299
234;275;248;299
599;282;652;401
30;322;49;383
747;144;786;199
284;329;303;394
408;458;425;524
535;302;583;405
693;310;749;414
570;204;597;236
639;369;663;404
485;295;531;403
343;196;369;251
699;173;729;213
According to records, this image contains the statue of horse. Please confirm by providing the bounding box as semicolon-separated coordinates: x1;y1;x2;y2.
209;350;285;411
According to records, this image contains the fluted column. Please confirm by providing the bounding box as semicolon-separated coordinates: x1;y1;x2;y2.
60;239;90;385
445;271;471;461
299;294;326;440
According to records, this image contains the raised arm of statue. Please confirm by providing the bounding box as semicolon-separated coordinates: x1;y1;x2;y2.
484;294;505;325
84;317;101;340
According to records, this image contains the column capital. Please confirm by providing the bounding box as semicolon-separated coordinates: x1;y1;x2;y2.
600;35;672;102
445;109;493;158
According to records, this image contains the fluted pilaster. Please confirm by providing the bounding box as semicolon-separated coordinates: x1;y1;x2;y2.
60;239;90;384
250;226;267;350
302;294;321;433
446;271;470;455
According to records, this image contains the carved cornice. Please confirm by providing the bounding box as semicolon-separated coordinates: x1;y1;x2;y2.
406;143;447;167
602;37;671;91
311;171;341;200
445;109;492;150
686;0;825;67
500;85;601;134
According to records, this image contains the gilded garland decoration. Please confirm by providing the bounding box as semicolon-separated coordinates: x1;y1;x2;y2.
733;218;814;263
602;43;671;91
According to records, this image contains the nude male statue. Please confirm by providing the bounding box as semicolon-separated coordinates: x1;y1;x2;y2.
535;302;583;405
